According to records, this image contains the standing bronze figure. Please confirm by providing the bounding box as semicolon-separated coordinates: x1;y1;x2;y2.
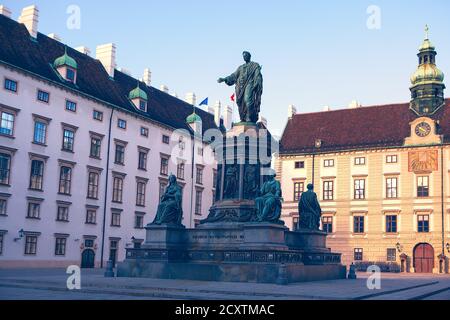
218;51;263;123
298;184;322;230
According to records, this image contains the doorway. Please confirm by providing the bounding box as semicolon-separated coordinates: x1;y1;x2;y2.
81;249;95;268
413;243;434;273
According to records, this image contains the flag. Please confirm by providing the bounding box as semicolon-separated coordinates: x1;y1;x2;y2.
199;97;208;106
230;93;235;102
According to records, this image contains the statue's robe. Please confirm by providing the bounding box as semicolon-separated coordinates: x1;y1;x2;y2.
223;61;263;123
255;179;282;222
298;191;322;230
152;183;183;225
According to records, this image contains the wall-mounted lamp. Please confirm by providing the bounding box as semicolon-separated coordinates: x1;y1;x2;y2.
14;229;24;242
396;242;403;253
446;243;450;253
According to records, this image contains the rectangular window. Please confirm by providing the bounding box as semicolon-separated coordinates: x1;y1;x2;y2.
37;90;49;103
386;177;398;199
159;182;167;204
293;217;299;231
25;236;37;255
66;68;75;82
29;160;44;190
112;177;123;203
0;234;3;255
354;179;366;200
386;155;398;164
111;211;121;227
177;162;185;180
58;166;72;195
56;206;69;222
87;172;99;199
196;167;204;185
55;238;67;256
90;137;102;158
387;248;397;262
136;181;146;207
353;216;365;234
135;214;144;229
62;129;75;151
323;181;334;201
140;126;149;137
293;182;304;202
417;176;429;197
322;216;333;233
354;157;366;166
27;203;40;219
33;121;47;145
4;78;17;92
115;144;125;165
0;153;11;185
0;199;7;215
93;110;103;121
294;161;305;169
86;209;97;224
386;215;398;233
213;170;218;190
117;119;127;129
195;190;203;215
65;100;77;112
0;111;14;136
162;135;170;144
160;157;169;176
354;248;363;261
138;151;147;170
139;100;147;111
324;159;335;167
418;215;430;233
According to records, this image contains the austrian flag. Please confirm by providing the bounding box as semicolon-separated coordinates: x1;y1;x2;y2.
230;93;235;102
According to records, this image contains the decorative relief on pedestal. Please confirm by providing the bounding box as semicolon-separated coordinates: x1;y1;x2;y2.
223;164;239;200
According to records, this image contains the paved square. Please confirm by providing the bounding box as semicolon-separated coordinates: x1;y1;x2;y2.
0;268;449;300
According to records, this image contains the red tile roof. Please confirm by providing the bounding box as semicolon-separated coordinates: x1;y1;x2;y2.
280;99;450;154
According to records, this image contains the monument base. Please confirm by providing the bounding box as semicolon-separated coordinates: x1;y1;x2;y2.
117;223;346;284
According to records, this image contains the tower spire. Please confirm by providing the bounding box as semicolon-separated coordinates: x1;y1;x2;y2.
424;24;429;40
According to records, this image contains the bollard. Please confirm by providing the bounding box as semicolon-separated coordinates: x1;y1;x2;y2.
104;260;115;278
347;263;357;279
276;263;288;285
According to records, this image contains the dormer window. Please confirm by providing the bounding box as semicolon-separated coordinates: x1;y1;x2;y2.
53;47;78;84
128;82;148;112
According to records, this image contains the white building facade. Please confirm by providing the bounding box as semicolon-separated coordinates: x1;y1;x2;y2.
0;5;222;268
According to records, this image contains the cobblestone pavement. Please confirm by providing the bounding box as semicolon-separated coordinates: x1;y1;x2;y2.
0;268;449;300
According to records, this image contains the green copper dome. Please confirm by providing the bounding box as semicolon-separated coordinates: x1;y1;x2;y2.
419;38;435;52
53;48;78;69
186;112;202;124
129;85;148;101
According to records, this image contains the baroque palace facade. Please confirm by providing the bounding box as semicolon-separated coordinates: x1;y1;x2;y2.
0;6;223;268
278;29;449;273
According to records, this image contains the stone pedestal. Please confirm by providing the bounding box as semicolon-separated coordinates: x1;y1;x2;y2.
144;224;187;250
117;124;346;284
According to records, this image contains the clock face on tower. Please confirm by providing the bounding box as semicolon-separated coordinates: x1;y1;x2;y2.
415;122;432;137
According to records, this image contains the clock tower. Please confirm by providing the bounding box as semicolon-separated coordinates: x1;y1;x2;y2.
410;25;446;116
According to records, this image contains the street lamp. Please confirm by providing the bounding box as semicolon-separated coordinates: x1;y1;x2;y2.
311;139;322;187
396;242;403;253
446;243;450;253
14;229;24;242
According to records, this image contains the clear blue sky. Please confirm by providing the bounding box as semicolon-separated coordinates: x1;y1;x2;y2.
4;0;450;137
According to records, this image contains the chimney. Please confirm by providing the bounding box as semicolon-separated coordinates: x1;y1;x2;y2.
75;46;91;56
224;105;233;130
214;101;221;127
47;33;61;42
288;104;297;119
143;68;151;86
0;5;12;18
348;100;361;109
185;92;196;106
160;85;169;93
323;106;331;111
18;5;39;38
96;43;116;78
